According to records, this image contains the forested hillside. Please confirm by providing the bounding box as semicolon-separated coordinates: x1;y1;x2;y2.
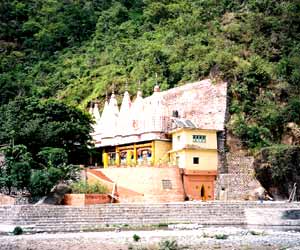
1;0;300;150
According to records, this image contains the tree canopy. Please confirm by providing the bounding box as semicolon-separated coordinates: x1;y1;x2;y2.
0;98;93;164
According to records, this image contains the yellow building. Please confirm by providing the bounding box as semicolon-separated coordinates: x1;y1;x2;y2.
169;128;218;170
169;127;218;200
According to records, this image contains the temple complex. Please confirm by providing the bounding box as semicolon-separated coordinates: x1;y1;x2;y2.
87;79;227;202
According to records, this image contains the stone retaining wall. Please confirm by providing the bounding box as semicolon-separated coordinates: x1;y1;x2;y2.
1;202;300;233
216;152;256;200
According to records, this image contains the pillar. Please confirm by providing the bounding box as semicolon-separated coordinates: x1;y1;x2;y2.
115;147;120;167
126;150;132;166
115;153;120;167
151;141;155;165
103;152;108;168
133;144;137;166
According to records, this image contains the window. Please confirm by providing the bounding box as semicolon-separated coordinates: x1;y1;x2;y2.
162;180;172;189
177;135;180;142
193;135;206;143
193;157;199;164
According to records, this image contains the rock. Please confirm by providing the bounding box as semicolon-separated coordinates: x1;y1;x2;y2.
36;183;71;205
281;122;300;146
247;186;273;201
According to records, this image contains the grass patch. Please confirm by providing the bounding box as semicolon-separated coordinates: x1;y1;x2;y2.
158;223;169;227
249;230;265;236
214;234;228;240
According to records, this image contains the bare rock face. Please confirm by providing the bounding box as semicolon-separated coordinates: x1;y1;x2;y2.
36;183;71;205
281;122;300;145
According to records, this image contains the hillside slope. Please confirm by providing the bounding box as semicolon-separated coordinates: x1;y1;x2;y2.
1;0;299;152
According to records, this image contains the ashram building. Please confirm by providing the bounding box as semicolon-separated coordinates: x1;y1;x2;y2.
87;79;227;203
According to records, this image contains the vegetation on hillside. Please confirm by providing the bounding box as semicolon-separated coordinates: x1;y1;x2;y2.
1;0;299;152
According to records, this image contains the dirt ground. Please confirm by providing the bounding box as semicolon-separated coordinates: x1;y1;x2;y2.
1;228;300;250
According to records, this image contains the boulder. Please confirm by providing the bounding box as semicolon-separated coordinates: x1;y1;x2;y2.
36;183;71;205
247;186;273;201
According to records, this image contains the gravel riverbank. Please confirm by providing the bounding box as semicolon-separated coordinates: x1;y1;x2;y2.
1;227;300;250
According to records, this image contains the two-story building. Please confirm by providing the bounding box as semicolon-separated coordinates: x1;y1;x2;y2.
169;125;218;200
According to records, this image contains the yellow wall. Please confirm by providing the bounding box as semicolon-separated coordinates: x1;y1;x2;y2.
172;129;217;150
169;151;186;168
170;128;218;170
170;149;217;170
184;149;218;170
154;140;172;164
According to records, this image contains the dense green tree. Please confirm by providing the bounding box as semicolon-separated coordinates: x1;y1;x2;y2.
0;144;32;194
0;98;93;164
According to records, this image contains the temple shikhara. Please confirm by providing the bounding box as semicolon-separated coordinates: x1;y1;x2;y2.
87;79;227;203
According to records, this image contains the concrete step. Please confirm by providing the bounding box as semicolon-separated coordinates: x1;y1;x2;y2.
2;202;300;234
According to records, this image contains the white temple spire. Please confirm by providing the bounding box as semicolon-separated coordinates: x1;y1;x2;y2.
102;90;119;138
130;81;144;134
93;100;101;122
117;84;132;136
88;102;93;115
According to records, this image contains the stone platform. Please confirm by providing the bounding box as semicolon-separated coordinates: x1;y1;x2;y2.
1;202;300;234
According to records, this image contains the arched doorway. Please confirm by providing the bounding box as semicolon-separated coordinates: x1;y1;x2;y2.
200;185;206;201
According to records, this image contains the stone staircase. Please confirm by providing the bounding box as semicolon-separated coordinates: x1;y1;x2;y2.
1;202;300;233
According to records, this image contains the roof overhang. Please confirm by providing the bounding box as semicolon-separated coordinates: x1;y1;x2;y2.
168;127;219;134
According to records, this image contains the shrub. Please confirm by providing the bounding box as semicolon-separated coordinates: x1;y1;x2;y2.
12;226;23;235
133;234;141;242
249;230;264;236
159;240;179;250
37;147;68;167
215;234;228;240
70;181;108;194
29;170;54;197
158;223;168;227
